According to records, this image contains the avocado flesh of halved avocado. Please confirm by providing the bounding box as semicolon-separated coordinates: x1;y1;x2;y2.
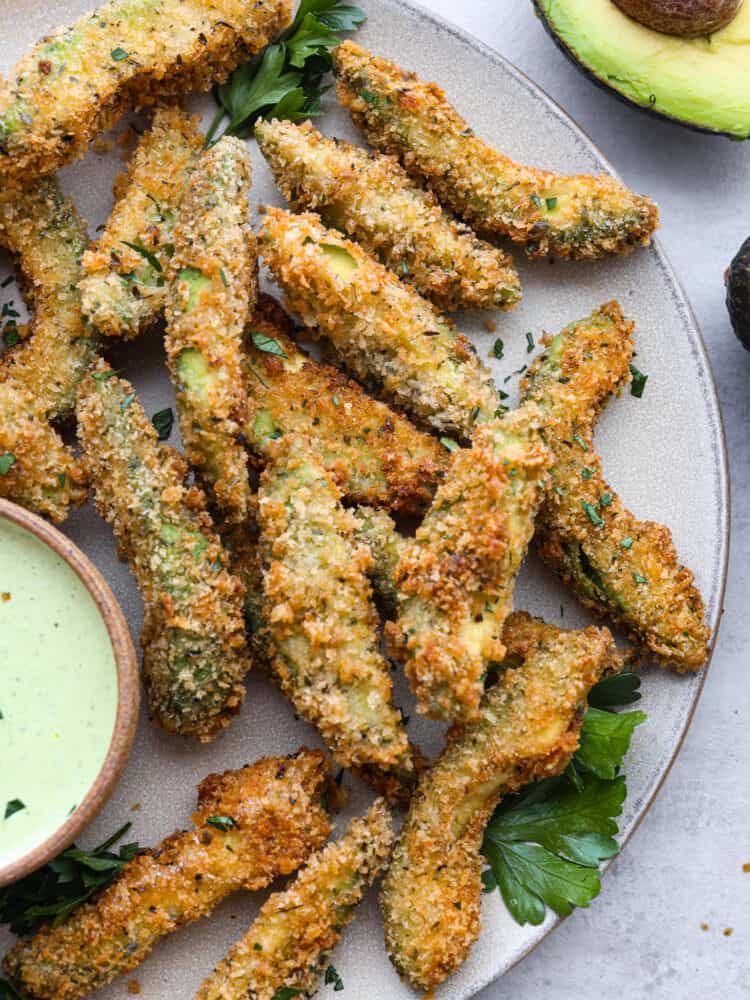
535;0;750;139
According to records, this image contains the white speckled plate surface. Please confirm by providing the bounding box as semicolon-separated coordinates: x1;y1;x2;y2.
0;1;729;997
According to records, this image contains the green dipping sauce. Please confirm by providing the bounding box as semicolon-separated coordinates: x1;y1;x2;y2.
0;519;118;869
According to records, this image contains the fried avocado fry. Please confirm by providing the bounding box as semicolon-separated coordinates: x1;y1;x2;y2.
0;382;87;522
521;301;709;671
77;362;248;740
334;42;659;261
0;0;292;184
80;106;202;339
385;405;551;722
258;435;414;782
166;135;257;522
194;800;393;1000
256;118;520;312
259;208;499;438
4;751;334;1000
0;175;93;423
381;612;616;991
243;295;447;514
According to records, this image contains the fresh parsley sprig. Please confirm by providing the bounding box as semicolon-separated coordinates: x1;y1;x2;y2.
0;822;139;935
205;0;365;146
481;669;645;925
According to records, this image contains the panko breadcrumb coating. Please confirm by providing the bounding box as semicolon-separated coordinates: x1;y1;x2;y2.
166;135;257;522
258;435;415;785
77;363;249;740
334;42;659;260
0;0;292;184
80;106;202;339
258;208;499;438
521;301;709;671
4;751;333;1000
351;505;406;613
243;295;447;515
256;118;520;312
194;799;393;1000
386;404;551;722
381;612;616;990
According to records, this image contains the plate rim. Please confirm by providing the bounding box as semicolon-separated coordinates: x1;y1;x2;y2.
381;0;731;994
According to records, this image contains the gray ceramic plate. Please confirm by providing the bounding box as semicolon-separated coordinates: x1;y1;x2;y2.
0;1;729;997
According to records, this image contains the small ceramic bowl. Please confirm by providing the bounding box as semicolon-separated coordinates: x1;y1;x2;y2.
0;498;139;887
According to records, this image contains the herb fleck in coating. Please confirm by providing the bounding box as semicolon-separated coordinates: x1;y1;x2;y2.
244;294;447;515
259;207;498;438
256;117;520;312
4;751;333;1000
0;0;292;184
166;135;257;522
381;613;615;990
386;405;551;722
521;301;709;671
334;42;659;260
195;799;393;1000
77;362;248;740
81;106;202;340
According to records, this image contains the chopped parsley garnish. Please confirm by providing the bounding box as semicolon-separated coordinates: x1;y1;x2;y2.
324;964;344;991
92;368;123;381
629;364;648;398
573;432;588;451
151;407;174;441
581;467;592;480
490;337;504;360
581;500;604;527
271;989;303;1000
251;330;287;358
400;260;409;274
599;492;612;507
219;267;229;287
4;799;24;820
3;326;20;349
530;192;543;210
620;537;633;550
206;815;237;831
526;331;535;353
440;436;459;452
359;89;380;105
121;240;161;272
206;0;366;145
0;453;16;476
632;572;648;585
253;942;263;951
545;196;558;211
119;391;136;412
481;672;645;925
0;275;14;288
0;822;138;934
498;389;509;401
110;47;129;61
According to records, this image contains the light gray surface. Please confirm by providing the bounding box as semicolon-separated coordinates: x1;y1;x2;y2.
0;0;740;997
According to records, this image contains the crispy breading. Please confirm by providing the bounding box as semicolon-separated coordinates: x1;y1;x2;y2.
0;0;292;184
258;208;499;438
351;505;406;613
243;294;447;515
80;106;202;339
165;135;257;522
258;435;415;782
5;751;333;1000
334;42;659;260
385;405;551;722
194;799;393;1000
381;612;615;990
256;118;520;312
77;362;249;740
521;301;709;671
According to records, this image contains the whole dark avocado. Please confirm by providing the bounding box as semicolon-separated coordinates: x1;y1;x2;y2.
726;237;750;351
533;0;750;139
613;0;742;36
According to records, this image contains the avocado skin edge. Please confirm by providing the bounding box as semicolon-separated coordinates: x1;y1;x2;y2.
531;0;748;141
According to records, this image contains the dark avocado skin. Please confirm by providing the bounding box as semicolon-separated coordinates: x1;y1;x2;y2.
726;237;750;351
531;0;744;140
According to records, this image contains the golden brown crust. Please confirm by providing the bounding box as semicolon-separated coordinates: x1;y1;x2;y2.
381;613;614;990
195;800;393;1000
0;0;292;184
81;105;203;339
334;41;659;260
243;294;447;515
5;751;333;1000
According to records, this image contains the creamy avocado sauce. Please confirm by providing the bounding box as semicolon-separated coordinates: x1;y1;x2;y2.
0;519;117;868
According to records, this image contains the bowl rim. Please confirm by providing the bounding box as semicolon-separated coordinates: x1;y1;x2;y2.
0;497;140;887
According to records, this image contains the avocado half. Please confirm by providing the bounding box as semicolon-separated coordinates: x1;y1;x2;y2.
533;0;750;139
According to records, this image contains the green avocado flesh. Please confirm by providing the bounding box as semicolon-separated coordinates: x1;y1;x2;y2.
536;0;750;139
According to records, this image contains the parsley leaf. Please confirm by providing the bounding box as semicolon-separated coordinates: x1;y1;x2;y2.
440;436;459;452
121;240;162;272
4;799;24;819
324;963;344;990
0;453;16;476
207;0;365;145
587;669;641;708
0;822;139;934
271;989;303;1000
575;708;646;780
629;363;648;398
206;815;237;831
251;330;287;357
151;407;174;441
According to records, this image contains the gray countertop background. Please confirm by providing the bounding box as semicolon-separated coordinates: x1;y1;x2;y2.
418;2;750;998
